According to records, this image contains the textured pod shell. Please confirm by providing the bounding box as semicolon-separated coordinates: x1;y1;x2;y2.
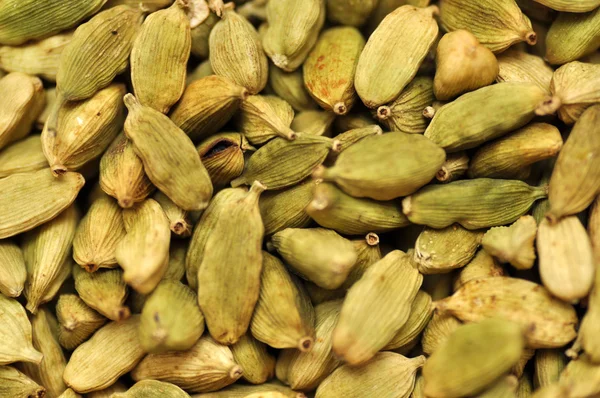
383;290;433;351
355;5;439;108
231;134;338;190
439;0;536;53
303;26;365;115
415;225;483;274
73;266;130;322
131;1;191;113
0;295;42;365
162;240;187;282
316;352;425;398
421;312;462;355
403;179;547;229
423;318;524;398
140;279;204;353
198;182;265;345
545;8;600;65
496;49;554;93
0;73;45;151
191;12;219;59
332;112;373;134
124;94;213;211
0;31;72;81
330;125;383;157
0;365;45;398
436;152;469;183
57;5;143;101
306;182;410;235
532;0;600;12
99;133;154;208
425;82;548;152
84;381;127;398
333;250;422;365
315;132;445;200
154;191;192;238
537;216;594;302
192;382;304;398
250;252;315;351
37;87;58;129
43;84;125;176
547;105;600;220
197;132;254;189
171;75;248;142
63;316;145;394
482;216;537;270
231;333;275;385
131;336;243;393
113;380;189;398
0;241;26;298
291;110;335;137
326;0;379;26
534;349;566;388
209;8;268;94
271;228;357;290
236;95;296;144
558;355;600;397
116;199;170;294
375;77;434;134
0;135;48;178
269;67;317;112
548;61;600;124
437;277;578;348
56;294;106;351
0;0;105;46
259;180;314;235
23;205;79;313
468;123;562;179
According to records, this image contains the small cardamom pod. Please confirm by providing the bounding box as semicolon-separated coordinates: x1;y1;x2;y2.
56;294;107;351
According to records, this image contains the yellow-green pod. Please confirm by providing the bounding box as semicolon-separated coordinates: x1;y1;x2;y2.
496;49;554;93
196;132;254;189
73;266;131;322
0;135;48;178
236;95;296;144
0;295;43;365
0;240;26;298
56;294;107;351
326;0;378;26
453;250;505;292
268;67;317;112
259;180;314;236
191;11;219;59
113;380;189;398
0;366;45;398
383;290;433;351
231;333;276;385
545;8;600;64
422;312;462;355
291;110;335;137
534;349;566;387
153;191;192;238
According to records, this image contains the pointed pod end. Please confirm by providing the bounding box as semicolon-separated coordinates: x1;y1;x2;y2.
436;167;450;182
401;196;412;217
312;165;328;181
230;177;246;188
331;140;342;153
365;232;380;246
23;347;44;364
34;387;46;398
272;54;289;70
423;106;436;119
299;336;314;352
51;164;68;177
123;93;140;111
229;365;243;380
116;306;131;322
535;96;561;116
118;196;134;209
426;5;440;16
525;31;537;46
333;102;348;115
82;263;99;273
376;105;391;120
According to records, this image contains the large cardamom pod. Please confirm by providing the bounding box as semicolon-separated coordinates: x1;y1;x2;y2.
259;180;314;236
481;216;537;270
0;366;45;398
303;26;365;115
268;67;317;112
231;333;276;385
56;294;107;351
0;240;26;298
0;295;42;365
250;252;316;351
236;95;296;144
0;135;47;178
436;277;578;348
496;49;554;93
73;266;130;322
355;5;439;108
63;316;145;394
153;191;192;238
545;7;600;65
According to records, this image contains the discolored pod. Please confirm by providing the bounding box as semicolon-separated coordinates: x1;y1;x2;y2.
482;216;538;270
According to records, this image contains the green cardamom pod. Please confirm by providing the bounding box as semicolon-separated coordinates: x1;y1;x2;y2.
259;180;314;236
326;0;378;26
291;110;335;137
153;191;192;238
113;380;189;398
191;11;219;58
545;7;600;64
558;354;600;398
0;135;48;178
186;59;214;84
383;290;433;351
453;250;505;292
534;349;566;387
231;333;276;385
496;49;554;93
192;382;303;398
436;152;470;183
421;312;462;355
0;366;45;398
73;266;131;322
0;240;26;298
482;215;538;270
0;295;43;365
236;95;296;144
56;293;107;351
268;67;317;112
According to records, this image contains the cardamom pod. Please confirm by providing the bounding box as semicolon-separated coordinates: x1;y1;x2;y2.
477;375;519;398
545;7;600;64
59;388;82;398
303;26;365;115
329;125;383;158
56;294;107;351
291;110;335;137
332;112;373;134
236;95;296;144
534;349;566;387
113;380;189;398
453;249;505;292
259;180;314;235
268;67;317;112
85;382;127;398
73;266;130;322
533;0;600;13
383;290;434;351
517;373;533;398
326;0;378;26
186;59;214;84
355;5;439;108
513;349;536;379
124;94;213;211
558;354;600;397
0;240;26;298
191;11;219;58
402;179;547;229
482;215;537;270
436;152;469;183
421;312;462;355
162;240;187;282
0;366;45;398
0;295;42;365
0;135;47;178
231;333;276;385
192;383;304;398
496;49;554;93
153;191;192;238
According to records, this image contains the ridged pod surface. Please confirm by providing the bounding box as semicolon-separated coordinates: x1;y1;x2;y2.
545;8;600;65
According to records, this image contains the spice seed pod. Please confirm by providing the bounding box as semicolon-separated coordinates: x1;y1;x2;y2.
0;295;43;365
268;67;317;112
236;95;296;145
0;365;46;398
383;290;434;351
0;135;48;178
190;11;219;59
73;266;131;322
259;180;315;236
112;380;189;398
453;249;505;292
482;215;538;270
231;333;276;385
545;8;600;65
56;294;107;351
496;49;554;93
291;110;336;137
0;240;27;298
421;312;462;355
436;152;469;183
153;191;192;238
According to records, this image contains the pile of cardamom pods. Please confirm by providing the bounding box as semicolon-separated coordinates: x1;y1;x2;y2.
1;0;600;396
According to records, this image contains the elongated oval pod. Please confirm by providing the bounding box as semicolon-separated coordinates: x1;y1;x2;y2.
534;349;566;387
124;94;213;211
0;365;45;398
422;312;462;355
329;125;383;159
131;335;243;393
496;49;554;93
209;7;268;94
0;135;47;178
231;333;276;385
558;354;600;398
269;67;317;112
259;180;315;236
56;294;107;351
112;380;189;398
190;11;219;58
402;179;547;230
0;241;27;298
0;295;42;365
63;316;145;394
236;95;296;144
355;5;439;108
153;191;192;238
436;277;578;348
436;152;470;183
73;266;130;322
85;381;126;398
191;382;305;398
291;110;335;137
383;290;433;351
326;0;378;26
545;8;600;65
303;26;365;115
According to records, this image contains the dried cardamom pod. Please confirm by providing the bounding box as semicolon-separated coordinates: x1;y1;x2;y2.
0;31;72;81
559;354;600;397
383;290;433;351
421;312;462;355
547;105;600;221
276;300;342;391
329;125;383;158
545;8;600;64
191;11;219;58
316;352;425;398
113;380;189;398
303;26;365;115
534;349;566;387
402;179;547;229
0;366;45;398
482;215;537;270
424;82;549;152
468;123;563;179
0;73;45;151
85;381;127;398
161;240;187;282
291;110;335;137
513;349;535;379
414;224;483;274
131;335;243;393
63;316;145;394
434;30;499;100
530;0;600;12
0;295;42;365
453;250;505;292
250;251;315;351
193;383;304;398
268;67;317;112
58;387;82;398
259;180;315;235
436;152;469;183
209;7;268;94
439;0;536;53
271;228;357;290
153;191;192;238
73;266;130;322
306;182;410;235
124;94;213;211
231;333;276;385
375;76;435;134
478;375;519;398
436;277;578;348
423;318;524;398
56;294;107;351
37;87;57;129
23;205;79;313
333;250;422;365
355;5;439;108
236;95;296;144
187;59;214;84
326;0;378;26
116;198;171;294
537;216;594;302
99;133;154;208
315;132;445;200
332;113;373;134
197;132;255;189
0;135;48;178
231;134;339;190
0;240;26;298
496;49;554;93
198;182;265;345
517;373;533;398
